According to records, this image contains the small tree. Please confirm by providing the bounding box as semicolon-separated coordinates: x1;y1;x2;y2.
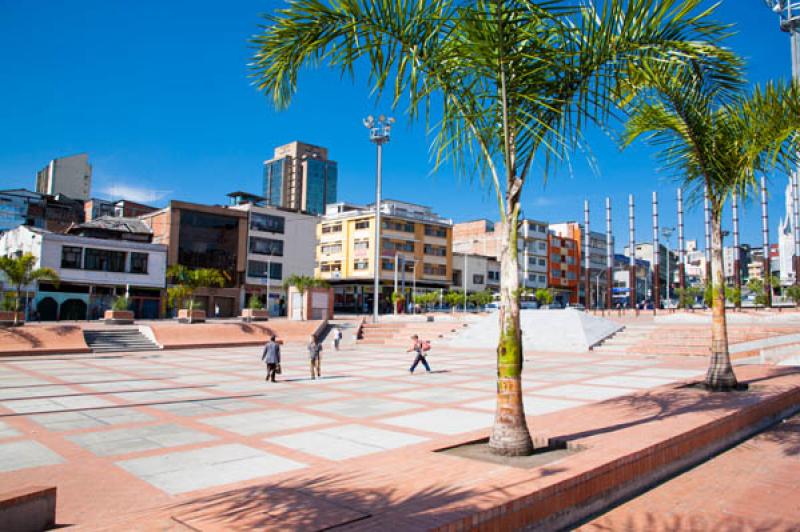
111;296;130;312
724;286;741;308
247;295;264;310
469;290;495;309
167;265;225;321
676;286;700;310
785;285;800;308
443;290;463;313
534;288;554;307
0;253;59;325
391;291;405;314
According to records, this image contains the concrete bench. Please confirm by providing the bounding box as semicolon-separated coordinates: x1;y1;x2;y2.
0;486;56;532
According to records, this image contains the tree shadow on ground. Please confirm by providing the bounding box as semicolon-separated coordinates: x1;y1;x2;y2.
753;413;800;457
555;367;800;444
578;511;796;531
170;472;483;531
0;327;43;347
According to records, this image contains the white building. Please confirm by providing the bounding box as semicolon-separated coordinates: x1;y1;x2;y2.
227;192;318;314
36;153;92;201
452;252;500;294
0;223;167;320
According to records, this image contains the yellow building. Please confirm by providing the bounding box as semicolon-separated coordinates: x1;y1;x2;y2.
316;200;453;313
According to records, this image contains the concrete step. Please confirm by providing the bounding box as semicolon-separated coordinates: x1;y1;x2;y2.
84;329;160;353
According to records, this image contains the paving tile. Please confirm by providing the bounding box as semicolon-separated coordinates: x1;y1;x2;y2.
67;423;215;456
307;397;418;419
0;440;63;472
150;398;263;417
0;384;76;400
116;443;306;495
389;388;489;404
267;424;428;460
28;407;154;431
199;410;330;436
528;371;594;382
0;420;21;439
112;388;214;403
626;368;703;379
1;395;115;414
381;408;494;435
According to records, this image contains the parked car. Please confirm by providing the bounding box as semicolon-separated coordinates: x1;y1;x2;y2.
484;302;500;312
567;303;585;311
520;301;539;310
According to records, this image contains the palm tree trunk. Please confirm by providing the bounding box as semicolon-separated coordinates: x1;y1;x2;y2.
706;210;738;390
489;209;534;456
14;283;21;326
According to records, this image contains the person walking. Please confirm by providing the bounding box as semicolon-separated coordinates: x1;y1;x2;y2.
407;334;431;373
262;335;281;382
308;335;322;379
333;327;343;351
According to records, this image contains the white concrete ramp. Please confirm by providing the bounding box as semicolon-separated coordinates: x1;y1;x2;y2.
446;309;623;353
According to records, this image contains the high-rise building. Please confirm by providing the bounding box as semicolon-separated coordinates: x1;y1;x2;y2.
263;141;337;215
36;154;92;201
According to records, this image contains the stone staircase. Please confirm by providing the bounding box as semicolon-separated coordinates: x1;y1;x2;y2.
358;319;470;347
590;324;655;354
83;329;160;353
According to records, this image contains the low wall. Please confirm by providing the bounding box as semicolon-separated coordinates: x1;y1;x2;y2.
148;320;323;349
0;325;90;356
0;486;57;532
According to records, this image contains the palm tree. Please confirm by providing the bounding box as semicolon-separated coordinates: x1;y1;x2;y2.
252;0;734;455
622;60;800;390
166;265;226;322
0;253;59;325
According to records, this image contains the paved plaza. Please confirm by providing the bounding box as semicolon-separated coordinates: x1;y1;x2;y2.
0;337;721;527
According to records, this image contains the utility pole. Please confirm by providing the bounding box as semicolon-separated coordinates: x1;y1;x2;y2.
629;194;636;311
363;115;394;323
652;191;660;314
606;197;613;310
584;200;591;309
732;191;742;308
677;187;686;294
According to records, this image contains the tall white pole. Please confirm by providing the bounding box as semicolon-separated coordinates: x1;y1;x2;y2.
584;200;590;308
652;191;660;310
704;184;712;284
629;194;636;308
605;197;613;309
373;142;382;322
761;176;772;306
677;187;685;292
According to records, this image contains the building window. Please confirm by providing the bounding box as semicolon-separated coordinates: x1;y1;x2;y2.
384;239;414;252
552;270;561;278
567;271;577;280
322;223;342;234
84;248;126;272
424;244;447;256
538;258;546;266
424;225;447;238
130;252;148;274
248;260;283;280
320;243;342;255
320;261;341;273
381;259;395;271
423;263;447;276
250;237;284;257
353;239;369;251
178;210;239;285
539;274;547;283
250;212;285;234
354;220;370;230
354;260;369;270
566;256;575;265
61;246;82;269
551;254;561;263
383;220;414;233
488;271;500;281
473;274;484;284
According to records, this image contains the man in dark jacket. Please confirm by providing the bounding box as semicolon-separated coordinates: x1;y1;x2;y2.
307;335;322;379
262;335;281;382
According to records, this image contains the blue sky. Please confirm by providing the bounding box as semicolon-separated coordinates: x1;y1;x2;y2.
0;1;795;248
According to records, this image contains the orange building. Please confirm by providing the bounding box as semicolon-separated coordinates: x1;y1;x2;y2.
547;231;580;305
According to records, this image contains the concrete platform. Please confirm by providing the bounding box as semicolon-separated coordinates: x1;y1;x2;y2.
1;337;796;530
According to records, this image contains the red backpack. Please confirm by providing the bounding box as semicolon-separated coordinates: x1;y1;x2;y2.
421;340;432;352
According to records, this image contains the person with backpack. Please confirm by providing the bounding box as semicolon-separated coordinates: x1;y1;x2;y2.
407;334;431;373
262;335;281;382
308;335;322;379
333;327;343;351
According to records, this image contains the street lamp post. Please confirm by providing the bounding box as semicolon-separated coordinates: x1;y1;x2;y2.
765;1;800;286
363;115;394;323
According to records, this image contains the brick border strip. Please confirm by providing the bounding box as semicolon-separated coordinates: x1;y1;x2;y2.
434;385;800;531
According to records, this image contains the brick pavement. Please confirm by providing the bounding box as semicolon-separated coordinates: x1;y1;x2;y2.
579;414;800;531
0;327;796;529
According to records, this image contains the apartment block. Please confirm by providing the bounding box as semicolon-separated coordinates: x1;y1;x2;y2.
36;153;92;201
453;218;548;292
452;252;500;293
263;141;337;215
547;231;580;305
550;222;613;308
84;198;157;222
227;192;317;315
316;200;452;313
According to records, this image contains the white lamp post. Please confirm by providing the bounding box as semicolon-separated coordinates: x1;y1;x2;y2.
363;114;394;323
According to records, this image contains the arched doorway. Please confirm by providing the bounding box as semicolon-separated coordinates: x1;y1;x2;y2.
60;299;87;321
37;297;58;321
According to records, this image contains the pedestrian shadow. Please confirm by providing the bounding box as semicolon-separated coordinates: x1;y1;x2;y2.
170;471;483;531
279;375;351;383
